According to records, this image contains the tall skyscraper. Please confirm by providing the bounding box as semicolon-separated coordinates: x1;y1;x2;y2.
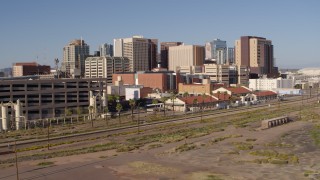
113;39;123;57
99;43;113;57
161;42;183;68
208;39;227;64
168;45;205;72
113;36;158;71
205;42;212;60
61;39;89;77
235;36;275;76
149;39;158;70
227;47;235;64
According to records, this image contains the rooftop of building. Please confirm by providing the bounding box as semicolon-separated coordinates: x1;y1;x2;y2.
225;87;252;94
253;91;277;97
13;62;38;66
178;95;218;105
212;93;231;100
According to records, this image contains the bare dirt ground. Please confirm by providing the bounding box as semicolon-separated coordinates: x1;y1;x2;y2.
1;120;319;180
1;101;320;180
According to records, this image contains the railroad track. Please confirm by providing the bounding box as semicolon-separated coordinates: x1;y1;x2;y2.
0;96;317;153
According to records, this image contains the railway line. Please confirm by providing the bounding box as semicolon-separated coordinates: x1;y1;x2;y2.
0;95;316;154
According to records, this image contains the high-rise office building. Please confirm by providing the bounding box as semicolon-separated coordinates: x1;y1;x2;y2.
99;43;113;57
113;36;158;71
205;42;212;60
206;39;227;64
161;42;183;68
227;47;235;64
235;36;275;76
85;56;130;83
149;39;158;70
168;45;205;72
61;39;90;77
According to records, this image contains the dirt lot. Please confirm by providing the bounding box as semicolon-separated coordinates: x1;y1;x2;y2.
1;102;320;180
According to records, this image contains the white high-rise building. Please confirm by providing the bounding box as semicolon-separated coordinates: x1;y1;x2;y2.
61;39;89;77
113;39;123;57
85;56;130;83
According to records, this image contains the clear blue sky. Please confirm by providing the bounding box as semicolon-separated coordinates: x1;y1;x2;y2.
1;0;319;69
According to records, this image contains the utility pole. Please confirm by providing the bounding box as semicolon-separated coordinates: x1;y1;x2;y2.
317;87;319;102
300;89;303;119
137;102;142;134
47;121;50;150
14;140;19;180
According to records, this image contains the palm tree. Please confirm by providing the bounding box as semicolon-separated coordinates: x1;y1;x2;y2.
152;99;158;115
193;98;198;113
201;93;206;121
88;106;94;127
116;103;123;124
170;92;176;116
76;107;82;122
223;92;228;109
217;91;221;109
129;99;136;122
104;106;109;125
160;96;168;117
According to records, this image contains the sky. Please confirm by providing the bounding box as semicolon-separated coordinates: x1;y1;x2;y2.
0;0;319;69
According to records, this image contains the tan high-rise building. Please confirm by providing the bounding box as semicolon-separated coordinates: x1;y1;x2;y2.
61;39;90;77
160;42;183;68
168;45;205;72
235;36;275;76
113;36;158;72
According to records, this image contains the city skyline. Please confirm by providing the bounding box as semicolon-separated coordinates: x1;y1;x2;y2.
0;0;319;69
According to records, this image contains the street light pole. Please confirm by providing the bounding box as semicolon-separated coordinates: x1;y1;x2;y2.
137;102;141;134
14;140;19;180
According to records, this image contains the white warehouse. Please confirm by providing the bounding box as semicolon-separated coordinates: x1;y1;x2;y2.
249;78;294;91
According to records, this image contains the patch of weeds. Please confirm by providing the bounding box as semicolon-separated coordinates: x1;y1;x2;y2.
310;125;320;146
0;142;120;164
116;144;139;152
232;134;243;138
232;142;253;150
210;135;232;144
0;164;14;169
268;159;288;165
228;151;239;155
37;161;54;166
246;138;257;142
175;143;197;153
249;150;299;164
265;142;294;148
252;158;269;164
160;134;186;143
206;174;223;180
304;170;320;177
148;144;163;149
